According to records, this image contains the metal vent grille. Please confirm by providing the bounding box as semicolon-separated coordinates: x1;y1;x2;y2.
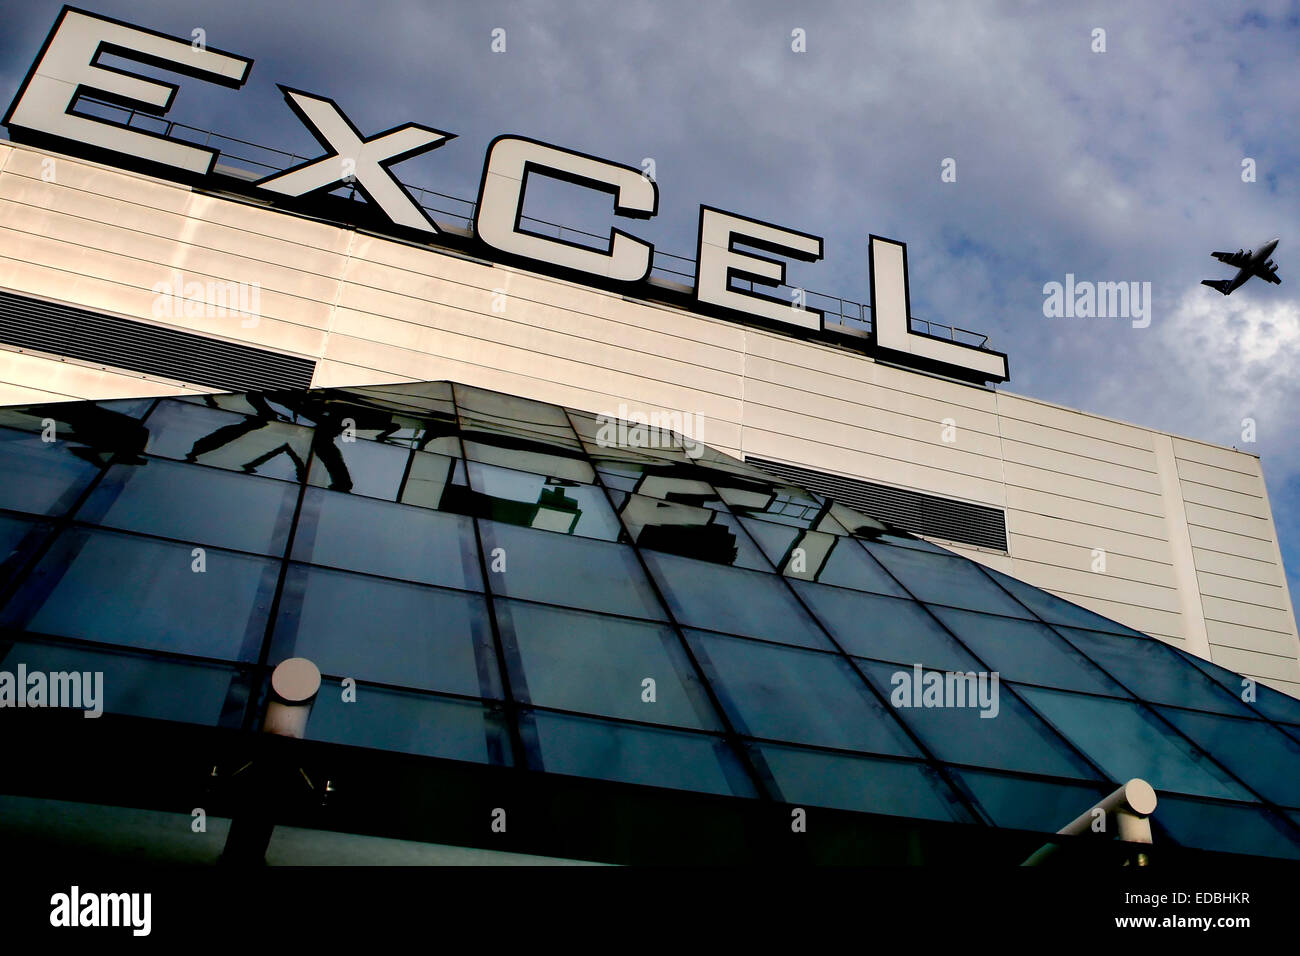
0;290;315;392
748;455;1008;551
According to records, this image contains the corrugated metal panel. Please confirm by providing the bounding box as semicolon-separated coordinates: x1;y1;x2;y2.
748;455;1008;551
0;290;315;392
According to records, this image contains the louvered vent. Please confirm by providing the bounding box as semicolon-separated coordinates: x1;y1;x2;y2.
0;290;314;392
748;455;1008;551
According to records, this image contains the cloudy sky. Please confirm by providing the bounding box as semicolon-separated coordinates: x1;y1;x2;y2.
3;1;1299;611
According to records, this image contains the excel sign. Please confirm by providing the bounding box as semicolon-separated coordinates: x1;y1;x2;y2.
4;6;1009;384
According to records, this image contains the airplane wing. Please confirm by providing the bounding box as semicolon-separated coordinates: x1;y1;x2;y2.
1260;262;1281;285
1212;250;1251;267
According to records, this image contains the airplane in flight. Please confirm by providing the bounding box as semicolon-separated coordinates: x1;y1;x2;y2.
1201;238;1282;295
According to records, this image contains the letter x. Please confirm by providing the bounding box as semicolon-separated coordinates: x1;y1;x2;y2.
256;86;454;234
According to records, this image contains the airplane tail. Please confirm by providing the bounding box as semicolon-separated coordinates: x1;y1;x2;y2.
1200;279;1233;295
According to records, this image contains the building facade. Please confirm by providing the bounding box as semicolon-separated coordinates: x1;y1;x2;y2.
2;5;1300;869
0;130;1296;697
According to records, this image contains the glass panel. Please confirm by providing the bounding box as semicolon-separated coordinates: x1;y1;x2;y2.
686;630;919;756
4;528;276;662
1152;796;1300;860
463;440;593;484
0;513;51;582
477;520;666;621
981;565;1144;636
855;660;1099;779
455;385;581;450
928;606;1128;696
572;413;691;465
143;400;312;482
593;462;731;511
947;768;1110;833
824;501;887;537
1174;646;1300;724
398;449;466;511
523;710;755;797
1054;626;1254;717
174;392;299;420
862;543;1034;618
0;428;102;515
741;518;908;595
754;744;972;822
869;531;955;555
620;493;766;569
0;400;152;457
495;600;719;730
296;394;456;453
0;639;246;727
1018;686;1254;800
791;581;982;670
292;487;481;591
717;480;834;531
342;382;456;422
77;459;297;556
467;460;621;540
306;682;511;764
272;565;499;698
644;552;831;649
308;434;409;499
1156;706;1300;807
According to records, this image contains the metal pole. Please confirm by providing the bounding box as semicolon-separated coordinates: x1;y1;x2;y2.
1021;779;1157;866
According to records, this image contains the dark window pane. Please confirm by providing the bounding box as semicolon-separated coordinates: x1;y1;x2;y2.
1174;646;1300;724
687;630;919;756
308;434;409;499
0;513;51;583
1054;626;1254;717
1156;706;1300;807
0;639;246;727
740;517;908;595
0;400;151;453
4;528;275;662
0;428;101;515
78;459;297;556
862;543;1033;618
272;565;499;698
981;565;1144;636
622;494;767;569
1152;796;1300;860
1018;686;1254;801
928;606;1127;696
754;744;972;823
870;532;954;555
479;520;666;621
497;599;719;729
791;581;982;670
306;681;511;764
524;710;756;797
947;768;1109;833
645;552;831;649
292;487;481;591
143;400;312;482
856;660;1098;779
467;460;621;540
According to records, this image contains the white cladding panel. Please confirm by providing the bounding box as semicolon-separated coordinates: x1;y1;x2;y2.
1;140;1297;696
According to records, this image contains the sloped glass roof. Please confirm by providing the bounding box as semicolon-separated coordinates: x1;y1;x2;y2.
1;381;1299;860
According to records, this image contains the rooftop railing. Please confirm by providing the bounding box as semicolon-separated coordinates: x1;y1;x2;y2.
68;97;993;350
